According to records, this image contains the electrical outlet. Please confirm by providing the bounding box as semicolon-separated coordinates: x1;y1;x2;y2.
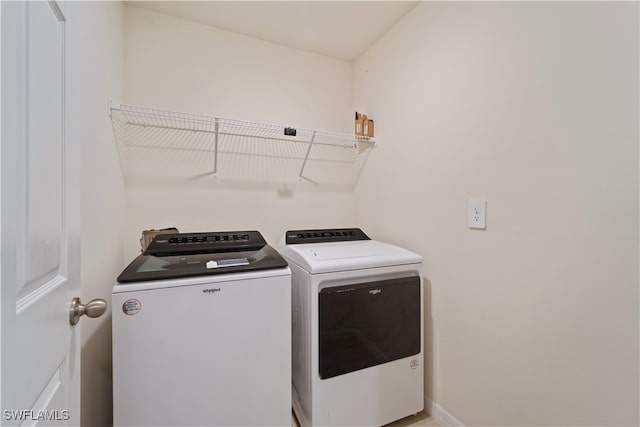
468;199;486;229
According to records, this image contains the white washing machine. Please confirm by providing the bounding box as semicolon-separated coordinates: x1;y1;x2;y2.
112;231;291;427
278;228;424;427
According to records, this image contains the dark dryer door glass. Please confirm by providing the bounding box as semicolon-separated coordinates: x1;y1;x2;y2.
319;276;420;379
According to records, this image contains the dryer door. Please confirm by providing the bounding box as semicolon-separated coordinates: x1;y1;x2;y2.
318;276;420;379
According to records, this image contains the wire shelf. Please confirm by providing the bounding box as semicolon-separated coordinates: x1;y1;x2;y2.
109;102;375;187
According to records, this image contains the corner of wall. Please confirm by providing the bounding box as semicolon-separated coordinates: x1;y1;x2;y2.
426;398;464;427
71;1;125;425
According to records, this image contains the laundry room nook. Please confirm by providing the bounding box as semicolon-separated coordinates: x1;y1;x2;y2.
0;1;637;427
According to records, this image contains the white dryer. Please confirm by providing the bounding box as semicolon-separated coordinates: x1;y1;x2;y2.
278;228;424;427
112;231;291;427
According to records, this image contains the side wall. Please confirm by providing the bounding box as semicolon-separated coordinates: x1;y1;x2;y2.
353;2;639;426
65;2;126;426
122;6;357;259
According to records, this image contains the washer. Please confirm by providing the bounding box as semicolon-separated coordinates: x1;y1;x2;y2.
278;228;423;427
112;231;291;427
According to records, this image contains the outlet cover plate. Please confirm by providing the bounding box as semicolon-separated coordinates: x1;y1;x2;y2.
468;199;486;229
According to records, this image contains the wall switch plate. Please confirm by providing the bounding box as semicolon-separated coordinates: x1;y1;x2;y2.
468;199;486;229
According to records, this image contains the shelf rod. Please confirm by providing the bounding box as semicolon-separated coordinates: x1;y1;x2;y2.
218;133;353;148
125;119;356;148
124;143;355;163
122;121;366;148
299;130;317;178
214;118;219;175
124;121;217;134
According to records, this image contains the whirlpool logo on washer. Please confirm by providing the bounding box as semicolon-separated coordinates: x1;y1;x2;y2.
202;288;221;294
369;289;382;295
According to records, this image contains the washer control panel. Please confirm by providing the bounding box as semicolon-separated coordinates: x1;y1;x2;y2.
145;231;265;255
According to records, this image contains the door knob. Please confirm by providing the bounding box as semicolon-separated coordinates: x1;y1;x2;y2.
69;297;107;325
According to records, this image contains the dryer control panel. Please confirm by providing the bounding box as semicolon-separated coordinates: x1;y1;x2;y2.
285;228;370;245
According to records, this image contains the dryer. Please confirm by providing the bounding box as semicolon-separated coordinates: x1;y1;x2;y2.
278;228;423;427
112;231;291;427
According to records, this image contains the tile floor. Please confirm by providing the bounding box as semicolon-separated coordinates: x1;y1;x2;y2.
292;410;440;427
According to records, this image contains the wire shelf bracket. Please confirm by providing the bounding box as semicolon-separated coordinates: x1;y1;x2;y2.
298;130;317;179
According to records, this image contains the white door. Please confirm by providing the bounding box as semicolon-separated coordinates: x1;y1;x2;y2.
1;2;102;425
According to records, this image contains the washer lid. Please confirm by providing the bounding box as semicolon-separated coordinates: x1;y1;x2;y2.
117;230;288;283
278;239;422;274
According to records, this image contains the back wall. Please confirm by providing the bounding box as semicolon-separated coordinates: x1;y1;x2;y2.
123;5;358;259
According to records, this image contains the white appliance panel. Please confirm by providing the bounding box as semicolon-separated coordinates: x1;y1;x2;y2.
290;262;312;423
112;271;291;426
113;267;289;293
289;261;424;427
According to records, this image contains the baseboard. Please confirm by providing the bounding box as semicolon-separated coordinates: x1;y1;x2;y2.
424;397;464;427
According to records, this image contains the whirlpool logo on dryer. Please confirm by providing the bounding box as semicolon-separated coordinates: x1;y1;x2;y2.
202;288;221;294
369;289;382;295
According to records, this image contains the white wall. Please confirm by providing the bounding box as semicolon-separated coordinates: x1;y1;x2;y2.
65;2;125;426
122;6;356;259
354;2;639;426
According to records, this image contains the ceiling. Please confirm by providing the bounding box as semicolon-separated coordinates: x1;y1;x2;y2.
126;1;419;61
